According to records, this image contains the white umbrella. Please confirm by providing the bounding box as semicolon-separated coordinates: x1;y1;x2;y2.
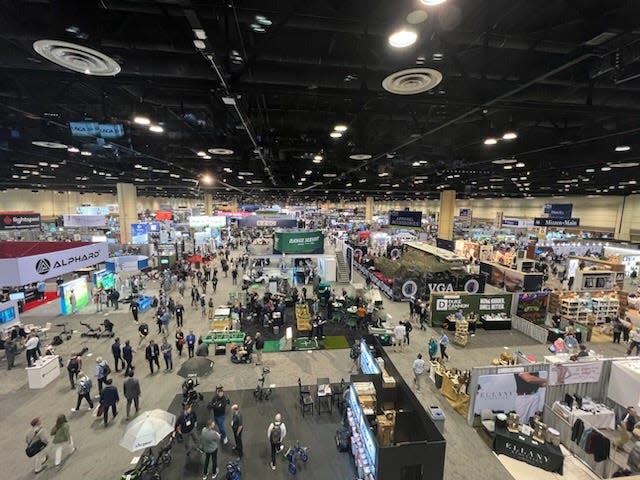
119;409;176;452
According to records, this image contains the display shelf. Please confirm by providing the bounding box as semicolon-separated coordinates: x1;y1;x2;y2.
453;319;468;347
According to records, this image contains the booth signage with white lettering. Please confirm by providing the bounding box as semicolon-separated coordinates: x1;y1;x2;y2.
0;213;41;230
534;218;580;227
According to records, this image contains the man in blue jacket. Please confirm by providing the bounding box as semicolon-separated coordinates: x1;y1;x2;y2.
186;331;196;358
100;378;120;426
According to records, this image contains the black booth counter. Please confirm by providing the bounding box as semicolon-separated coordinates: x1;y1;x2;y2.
493;427;564;474
348;336;446;480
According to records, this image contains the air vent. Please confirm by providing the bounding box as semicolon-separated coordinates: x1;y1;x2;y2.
382;68;443;95
33;40;121;76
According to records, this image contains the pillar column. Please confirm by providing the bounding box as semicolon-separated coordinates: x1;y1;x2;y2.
365;196;374;222
117;183;138;244
204;193;213;216
437;190;456;241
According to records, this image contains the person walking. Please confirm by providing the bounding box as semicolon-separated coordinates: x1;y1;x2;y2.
5;336;17;370
349;340;361;373
72;371;94;411
26;417;49;474
401;318;413;346
122;340;134;374
439;332;450;361
267;413;287;470
66;352;82;389
612;317;623;344
174;404;199;458
200;296;207;319
186;330;196;358
50;414;75;468
412;353;426;391
95;357;109;394
138;322;149;346
209;388;230;445
111;338;123;373
254;332;264;365
393;321;406;353
25;334;40;367
200;420;221;480
100;378;119;426
428;337;438;361
145;340;160;374
231;404;243;457
161;337;173;371
161;310;170;335
231;267;238;286
69;290;77;314
175;303;184;327
175;328;185;357
628;328;640;356
130;300;139;324
123;371;141;419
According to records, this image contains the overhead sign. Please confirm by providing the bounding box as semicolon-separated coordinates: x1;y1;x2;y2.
69;121;124;138
534;218;580;227
62;214;107;228
459;208;472;218
188;215;227;228
543;203;573;219
389;210;422;228
76;206;112;216
430;293;512;327
273;231;324;254
0;212;41;230
502;218;534;228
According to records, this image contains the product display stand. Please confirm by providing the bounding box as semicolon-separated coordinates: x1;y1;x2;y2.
453;320;469;347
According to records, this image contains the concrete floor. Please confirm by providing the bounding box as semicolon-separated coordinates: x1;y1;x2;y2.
2;248;638;480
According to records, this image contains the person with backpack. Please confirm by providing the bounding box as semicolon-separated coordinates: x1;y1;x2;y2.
129;300;139;324
66;353;82;389
267;413;287;470
71;371;94;411
95;357;110;394
26;417;49;473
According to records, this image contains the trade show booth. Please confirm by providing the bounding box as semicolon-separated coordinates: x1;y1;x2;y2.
480;261;544;292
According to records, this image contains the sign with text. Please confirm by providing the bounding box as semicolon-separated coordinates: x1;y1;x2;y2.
389;210;422;228
430;293;512;326
548;361;603;386
62;214;106;228
0;212;41;230
273;231;324;254
534;218;580;227
543;203;573;219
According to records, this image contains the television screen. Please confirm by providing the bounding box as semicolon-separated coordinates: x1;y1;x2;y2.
9;292;25;301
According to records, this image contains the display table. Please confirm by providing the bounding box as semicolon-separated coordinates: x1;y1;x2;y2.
317;378;332;414
547;328;583;344
26;355;60;389
571;407;616;430
439;374;469;416
481;314;512;330
492;427;564;474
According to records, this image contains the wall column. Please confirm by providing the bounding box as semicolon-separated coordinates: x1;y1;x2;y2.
117;183;138;244
365;196;374;222
437;190;456;240
204;193;213;216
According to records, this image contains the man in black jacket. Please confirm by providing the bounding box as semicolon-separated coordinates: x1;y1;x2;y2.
111;338;123;372
175;303;184;327
145;340;160;374
123;371;141;419
209;387;230;445
100;378;120;426
122;340;134;374
174;404;198;457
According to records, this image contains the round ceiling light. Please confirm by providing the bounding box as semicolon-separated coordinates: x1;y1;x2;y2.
420;0;447;5
389;30;418;48
382;68;443;95
33;40;121;76
615;145;631;152
349;154;372;160
484;138;498;145
406;10;428;24
609;162;640;168
32;141;67;149
503;131;518;140
330;132;343;138
334;125;348;132
208;148;234;155
491;158;517;165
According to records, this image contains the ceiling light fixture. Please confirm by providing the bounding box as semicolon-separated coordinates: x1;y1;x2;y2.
610;162;640;168
420;0;447;5
484;137;498;145
330;132;343;138
503;131;518;140
388;29;418;48
601;166;612;171
32;141;67;149
334;125;348;132
515;162;525;168
349;154;372;160
193;40;206;50
585;168;595;173
304;170;312;175
208;148;234;155
197;151;207;157
378;172;389;177
615;145;631;152
193;29;207;40
201;174;213;185
80;151;92;156
149;125;164;133
67;146;79;153
133;116;150;125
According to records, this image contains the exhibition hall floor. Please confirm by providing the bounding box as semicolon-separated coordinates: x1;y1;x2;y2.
1;261;636;480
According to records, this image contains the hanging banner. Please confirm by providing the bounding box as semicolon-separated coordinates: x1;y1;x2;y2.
389;210;422;228
543;204;573;219
548;361;603;386
273;231;324;254
62;214;107;228
430;293;512;327
534;218;580;227
0;212;41;230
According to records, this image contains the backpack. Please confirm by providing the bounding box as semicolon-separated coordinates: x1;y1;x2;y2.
67;357;79;373
270;423;282;444
102;363;111;376
349;344;360;360
335;427;350;452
